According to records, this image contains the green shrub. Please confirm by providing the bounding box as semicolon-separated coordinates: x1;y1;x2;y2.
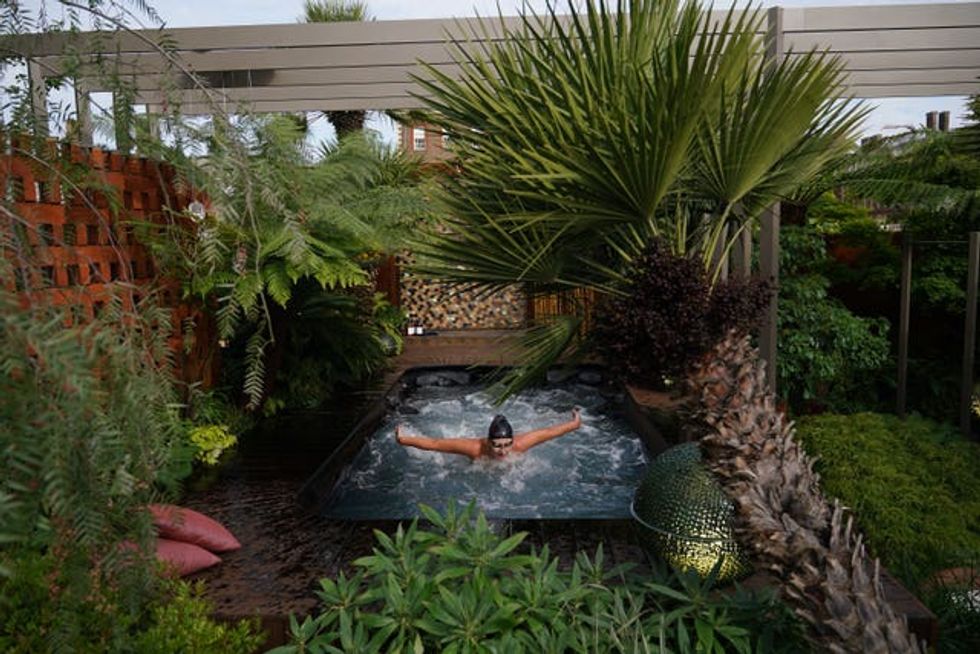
807;193;876;235
133;581;265;654
795;413;980;586
778;227;892;411
0;551;263;654
273;503;807;653
188;424;238;465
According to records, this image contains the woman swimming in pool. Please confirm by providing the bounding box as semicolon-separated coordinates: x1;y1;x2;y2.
395;409;582;460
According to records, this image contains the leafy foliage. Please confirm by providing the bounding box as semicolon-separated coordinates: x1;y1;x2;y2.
272;502;807;654
132;580;265;654
258;285;397;415
410;0;864;397
149;124;433;410
777;226;891;411
594;240;771;386
302;0;371;22
187;424;237;465
0;284;195;649
0;551;263;654
922;571;980;654
796;413;980;654
796;413;980;587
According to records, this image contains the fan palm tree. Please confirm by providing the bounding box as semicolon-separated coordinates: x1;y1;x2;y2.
302;0;372;137
410;0;866;396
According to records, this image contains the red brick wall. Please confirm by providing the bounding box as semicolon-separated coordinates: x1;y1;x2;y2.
1;138;216;386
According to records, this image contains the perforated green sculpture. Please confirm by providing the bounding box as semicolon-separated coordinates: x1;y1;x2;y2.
632;443;749;581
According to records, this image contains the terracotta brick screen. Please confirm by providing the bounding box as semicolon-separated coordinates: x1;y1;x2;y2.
1;138;216;385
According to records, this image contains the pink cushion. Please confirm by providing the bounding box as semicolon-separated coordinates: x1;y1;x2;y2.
156;538;221;577
149;504;241;553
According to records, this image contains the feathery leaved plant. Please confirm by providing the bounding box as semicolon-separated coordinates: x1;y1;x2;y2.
145;122;432;410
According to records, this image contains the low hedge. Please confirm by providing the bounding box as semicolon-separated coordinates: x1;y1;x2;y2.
795;412;980;586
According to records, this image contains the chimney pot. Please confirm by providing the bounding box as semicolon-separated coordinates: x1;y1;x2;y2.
939;111;950;132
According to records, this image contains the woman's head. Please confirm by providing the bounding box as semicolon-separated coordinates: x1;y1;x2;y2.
487;415;514;458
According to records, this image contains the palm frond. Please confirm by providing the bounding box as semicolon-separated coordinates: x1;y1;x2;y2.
488;314;585;403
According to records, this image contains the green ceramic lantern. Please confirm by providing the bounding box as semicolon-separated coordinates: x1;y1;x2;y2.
631;443;749;581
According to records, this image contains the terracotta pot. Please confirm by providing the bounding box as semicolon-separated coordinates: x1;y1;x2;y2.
925;567;980;591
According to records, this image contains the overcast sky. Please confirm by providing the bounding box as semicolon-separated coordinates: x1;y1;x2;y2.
17;0;977;145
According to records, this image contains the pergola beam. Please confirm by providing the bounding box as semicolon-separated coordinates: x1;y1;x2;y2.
3;2;974;118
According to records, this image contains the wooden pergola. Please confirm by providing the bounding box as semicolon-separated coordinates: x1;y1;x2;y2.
7;1;979;136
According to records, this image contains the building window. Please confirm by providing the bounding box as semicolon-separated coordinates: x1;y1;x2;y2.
66;264;80;286
63;223;77;246
86;224;99;245
88;262;102;283
413;127;426;151
40;265;55;287
39;223;54;245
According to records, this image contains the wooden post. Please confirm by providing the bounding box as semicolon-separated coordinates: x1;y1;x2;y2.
897;233;912;418
756;7;784;396
28;60;48;135
730;226;753;278
74;80;93;146
145;104;160;141
959;232;980;436
765;6;784;76
759;205;780;394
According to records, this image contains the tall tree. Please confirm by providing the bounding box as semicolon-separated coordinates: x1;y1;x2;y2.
302;0;371;138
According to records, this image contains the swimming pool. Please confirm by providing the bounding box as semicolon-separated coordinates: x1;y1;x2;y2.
307;368;649;520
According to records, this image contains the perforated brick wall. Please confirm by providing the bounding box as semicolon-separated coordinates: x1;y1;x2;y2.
1;138;216;385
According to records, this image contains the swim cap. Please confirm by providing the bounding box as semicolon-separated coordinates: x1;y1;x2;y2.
488;415;513;441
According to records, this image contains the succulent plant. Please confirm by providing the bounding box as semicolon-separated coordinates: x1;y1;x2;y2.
687;331;923;653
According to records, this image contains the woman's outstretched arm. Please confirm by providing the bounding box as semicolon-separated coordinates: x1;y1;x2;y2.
395;425;482;459
513;408;582;453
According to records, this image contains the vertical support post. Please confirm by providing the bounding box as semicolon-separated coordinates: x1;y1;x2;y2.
897;233;912;418
959;232;980;437
757;6;784;396
731;226;753;278
765;7;784;75
759;205;780;394
74;80;94;146
27;60;48;136
145;105;160;141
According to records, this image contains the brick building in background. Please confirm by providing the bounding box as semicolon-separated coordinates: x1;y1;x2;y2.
396;122;453;162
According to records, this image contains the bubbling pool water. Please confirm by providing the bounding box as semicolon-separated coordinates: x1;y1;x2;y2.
323;380;648;519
